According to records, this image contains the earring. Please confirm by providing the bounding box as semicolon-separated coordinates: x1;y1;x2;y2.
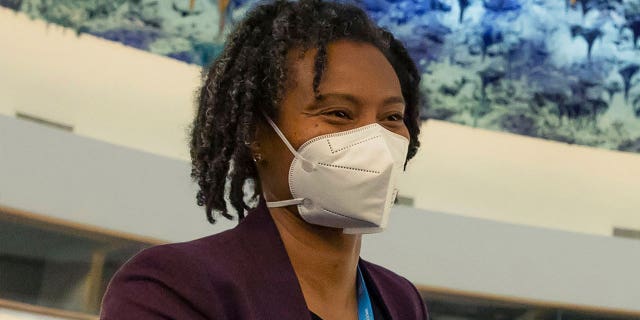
253;153;263;163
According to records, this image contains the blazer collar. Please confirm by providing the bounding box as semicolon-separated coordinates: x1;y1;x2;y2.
235;198;398;319
358;259;400;319
234;198;311;319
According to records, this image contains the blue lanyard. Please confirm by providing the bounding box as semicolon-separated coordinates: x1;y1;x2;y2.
356;266;374;320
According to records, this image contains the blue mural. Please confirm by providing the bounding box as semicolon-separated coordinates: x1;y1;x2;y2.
2;0;640;153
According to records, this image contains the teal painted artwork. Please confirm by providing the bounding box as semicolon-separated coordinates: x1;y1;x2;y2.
2;0;640;153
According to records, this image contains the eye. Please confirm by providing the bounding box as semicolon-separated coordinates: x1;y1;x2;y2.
325;109;352;119
386;113;404;122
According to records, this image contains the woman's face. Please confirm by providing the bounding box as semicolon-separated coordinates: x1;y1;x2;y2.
257;39;409;203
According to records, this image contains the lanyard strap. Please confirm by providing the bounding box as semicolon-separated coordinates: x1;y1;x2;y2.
356;266;374;320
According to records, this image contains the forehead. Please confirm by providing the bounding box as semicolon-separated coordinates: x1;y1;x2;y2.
285;40;401;98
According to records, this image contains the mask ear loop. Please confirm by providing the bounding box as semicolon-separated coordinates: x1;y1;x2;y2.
262;112;317;172
266;198;305;208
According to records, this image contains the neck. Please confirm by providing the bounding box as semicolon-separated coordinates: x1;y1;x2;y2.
269;205;361;317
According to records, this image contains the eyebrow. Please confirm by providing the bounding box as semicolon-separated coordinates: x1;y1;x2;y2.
381;95;406;106
314;93;405;107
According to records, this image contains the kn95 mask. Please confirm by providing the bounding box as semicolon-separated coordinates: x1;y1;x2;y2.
263;114;409;234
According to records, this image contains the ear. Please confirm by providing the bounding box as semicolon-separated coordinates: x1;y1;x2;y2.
247;117;279;165
247;119;275;161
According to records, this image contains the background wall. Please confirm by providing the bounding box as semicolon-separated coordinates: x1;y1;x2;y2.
399;120;640;236
0;115;231;242
0;6;199;160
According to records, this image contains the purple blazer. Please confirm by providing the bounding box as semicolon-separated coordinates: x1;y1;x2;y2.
100;200;428;319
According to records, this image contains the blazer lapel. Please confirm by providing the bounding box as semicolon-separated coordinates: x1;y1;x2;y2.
234;199;312;319
359;260;400;320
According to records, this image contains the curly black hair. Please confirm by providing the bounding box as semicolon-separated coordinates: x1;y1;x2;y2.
190;0;422;224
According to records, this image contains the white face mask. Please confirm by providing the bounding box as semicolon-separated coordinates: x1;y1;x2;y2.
263;115;409;234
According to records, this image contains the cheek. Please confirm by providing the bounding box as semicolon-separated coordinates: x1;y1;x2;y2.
267;134;295;167
395;123;410;141
285;121;332;150
402;127;410;140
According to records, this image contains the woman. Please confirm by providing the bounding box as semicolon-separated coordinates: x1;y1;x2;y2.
100;0;426;319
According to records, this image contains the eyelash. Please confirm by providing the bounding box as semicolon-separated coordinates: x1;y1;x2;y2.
322;110;403;122
386;113;403;122
325;110;352;119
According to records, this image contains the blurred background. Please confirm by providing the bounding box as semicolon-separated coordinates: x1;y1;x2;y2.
0;0;639;319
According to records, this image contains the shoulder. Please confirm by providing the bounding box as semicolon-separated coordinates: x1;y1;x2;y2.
111;228;239;280
361;259;429;320
111;226;243;284
100;229;245;319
